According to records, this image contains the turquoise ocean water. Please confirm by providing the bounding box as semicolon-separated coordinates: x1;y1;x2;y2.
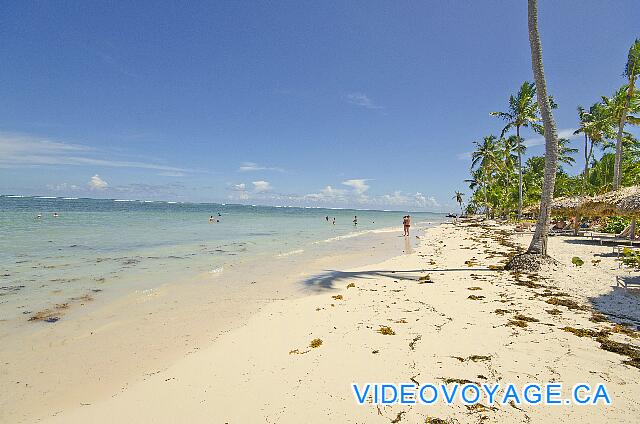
0;195;444;321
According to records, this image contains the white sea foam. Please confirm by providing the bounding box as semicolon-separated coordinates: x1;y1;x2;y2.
209;266;224;274
36;196;57;199
6;195;26;198
276;249;304;258
62;197;79;200
114;199;135;202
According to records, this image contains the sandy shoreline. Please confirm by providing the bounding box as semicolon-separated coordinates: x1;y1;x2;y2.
0;224;426;423
4;221;640;423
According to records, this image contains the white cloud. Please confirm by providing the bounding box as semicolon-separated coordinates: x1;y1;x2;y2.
252;180;272;192
456;151;472;161
345;93;382;110
523;128;579;147
414;192;440;208
0;132;189;173
342;179;370;194
158;171;186;177
89;174;108;190
238;162;284;172
304;185;347;202
46;182;81;191
226;183;249;200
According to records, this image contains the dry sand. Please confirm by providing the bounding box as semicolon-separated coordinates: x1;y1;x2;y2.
7;221;640;423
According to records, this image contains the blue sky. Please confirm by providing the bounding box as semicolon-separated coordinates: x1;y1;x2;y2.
1;1;638;211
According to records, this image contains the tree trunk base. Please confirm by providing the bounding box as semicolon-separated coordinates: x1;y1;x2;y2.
504;253;558;272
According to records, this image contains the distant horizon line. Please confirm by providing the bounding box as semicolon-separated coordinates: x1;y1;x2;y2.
0;193;443;215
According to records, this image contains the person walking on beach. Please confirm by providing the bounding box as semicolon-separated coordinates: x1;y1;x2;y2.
403;215;411;236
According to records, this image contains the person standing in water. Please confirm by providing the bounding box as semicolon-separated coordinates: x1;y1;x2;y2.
332;217;336;225
403;215;411;236
353;216;358;226
325;215;329;222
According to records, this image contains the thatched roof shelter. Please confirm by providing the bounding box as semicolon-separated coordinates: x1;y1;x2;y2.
580;185;640;217
523;196;583;216
522;187;640;218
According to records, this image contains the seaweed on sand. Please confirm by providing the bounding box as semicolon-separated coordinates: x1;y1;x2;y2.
346;283;355;288
545;297;587;311
589;312;608;323
441;378;476;385
514;314;539;323
452;355;491;363
494;309;510;315
28;303;69;323
562;327;609;338
596;337;640;367
468;355;491;362
331;295;343;300
546;309;562;316
467;287;483;291
610;324;640;339
409;335;421;350
507;319;528;328
465;403;497;413
309;338;323;348
425;417;457;424
467;295;485;300
378;326;395;335
391;411;406;423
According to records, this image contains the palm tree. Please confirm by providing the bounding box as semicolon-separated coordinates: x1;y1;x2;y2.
574;103;612;195
557;138;578;169
500;135;519;196
602;86;640;188
470;135;500;217
453;191;464;215
613;39;640;190
491;82;543;219
526;0;559;256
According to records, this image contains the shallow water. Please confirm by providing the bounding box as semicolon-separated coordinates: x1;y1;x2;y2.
0;196;443;322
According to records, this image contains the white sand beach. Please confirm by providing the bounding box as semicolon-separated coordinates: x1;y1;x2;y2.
4;221;638;423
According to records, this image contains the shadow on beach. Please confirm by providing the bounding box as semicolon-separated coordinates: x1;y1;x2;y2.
588;283;640;326
301;268;496;291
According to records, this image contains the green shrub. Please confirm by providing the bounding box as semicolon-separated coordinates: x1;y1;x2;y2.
601;216;630;234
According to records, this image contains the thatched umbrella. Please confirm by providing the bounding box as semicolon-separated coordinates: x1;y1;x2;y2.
523;196;583;216
580;185;640;217
550;196;582;215
580;186;640;240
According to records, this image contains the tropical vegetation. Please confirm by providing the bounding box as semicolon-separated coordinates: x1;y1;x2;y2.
462;38;640;224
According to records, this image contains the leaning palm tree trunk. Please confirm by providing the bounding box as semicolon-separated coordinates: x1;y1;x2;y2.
517;127;523;220
527;0;559;255
613;81;634;189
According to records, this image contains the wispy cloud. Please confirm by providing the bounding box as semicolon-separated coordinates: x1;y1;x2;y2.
238;162;284;172
342;179;370;194
456;151;473;161
0;132;189;174
523;128;579;147
252;180;272;192
345;93;382;110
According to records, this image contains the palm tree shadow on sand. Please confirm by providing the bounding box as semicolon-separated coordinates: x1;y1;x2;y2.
589;283;640;326
301;268;495;292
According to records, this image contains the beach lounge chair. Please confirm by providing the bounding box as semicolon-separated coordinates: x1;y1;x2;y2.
588;224;638;245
